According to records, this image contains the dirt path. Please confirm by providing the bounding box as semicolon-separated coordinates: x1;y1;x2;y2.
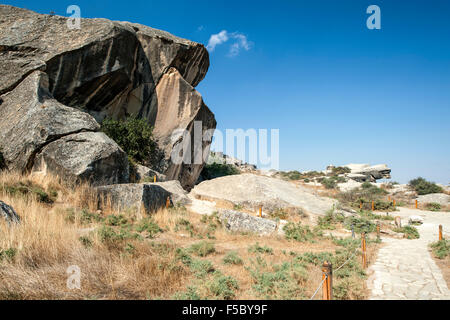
367;207;450;300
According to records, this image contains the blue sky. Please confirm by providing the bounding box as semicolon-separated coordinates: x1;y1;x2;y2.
4;0;450;184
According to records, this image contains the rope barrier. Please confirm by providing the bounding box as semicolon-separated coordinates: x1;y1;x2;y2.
309;274;327;300
334;247;359;272
309;247;359;300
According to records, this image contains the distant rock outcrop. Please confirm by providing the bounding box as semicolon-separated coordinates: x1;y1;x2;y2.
0;5;216;189
343;164;391;182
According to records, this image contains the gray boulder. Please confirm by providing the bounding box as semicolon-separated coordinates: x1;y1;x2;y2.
218;210;284;236
95;180;190;213
0;71;99;172
0;200;20;224
0;5;216;189
153;181;191;206
33;132;129;186
417;193;450;206
96;184;170;213
190;173;337;220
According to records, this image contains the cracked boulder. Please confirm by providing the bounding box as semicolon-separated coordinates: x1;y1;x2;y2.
0;5;216;189
0;71;128;185
218;210;286;236
95;183;171;213
33;132;129;186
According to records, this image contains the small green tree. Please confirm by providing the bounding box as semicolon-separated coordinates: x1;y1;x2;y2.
409;177;443;195
101;116;156;165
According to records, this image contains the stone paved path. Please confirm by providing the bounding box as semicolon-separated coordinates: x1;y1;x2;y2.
367;207;450;300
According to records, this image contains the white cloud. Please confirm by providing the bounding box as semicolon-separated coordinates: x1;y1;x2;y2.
206;30;229;52
206;30;252;56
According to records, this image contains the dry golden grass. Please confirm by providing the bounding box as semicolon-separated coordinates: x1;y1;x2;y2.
0;171;380;300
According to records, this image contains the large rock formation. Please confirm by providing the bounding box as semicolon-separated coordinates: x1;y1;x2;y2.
0;5;216;188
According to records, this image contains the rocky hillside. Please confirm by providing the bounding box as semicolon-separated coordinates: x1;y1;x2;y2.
0;5;216;189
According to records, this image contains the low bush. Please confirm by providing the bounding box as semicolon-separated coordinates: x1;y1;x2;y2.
393;225;420;239
135;218;162;238
283;222;318;242
190;259;215;278
223;251;244;265
208;274;239;300
248;243;273;255
344;216;376;234
430;240;449;259
409;177;443;195
188;241;216;257
317;208;345;230
425;202;441;212
0;248;17;262
0;180;58;204
331;167;351;175
247;258;308;300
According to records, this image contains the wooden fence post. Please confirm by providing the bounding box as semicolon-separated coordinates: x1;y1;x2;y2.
166;196;170;209
415;199;418;209
322;261;332;300
372;201;375;211
439;225;443;241
361;233;367;269
153;175;156;183
259;206;262;217
376;222;380;240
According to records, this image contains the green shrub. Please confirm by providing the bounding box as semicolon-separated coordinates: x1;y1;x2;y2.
223;251;243;265
101;116;156;165
190;259;215;278
0;248;17;262
65;209;104;225
425;202;441;212
393;225;420;239
247;258;308;299
409;177;443;195
332;167;351;175
79;236;93;248
320;176;346;189
430;239;449;259
98;226;142;244
270;208;289;220
344;216;376;234
105;214;128;226
135;218;162;238
200;163;240;180
248;243;273;255
317;208;345;230
188;241;216;257
208;274;239;300
283;222;317;242
1;181;57;204
176;248;193;265
172;286;202;300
